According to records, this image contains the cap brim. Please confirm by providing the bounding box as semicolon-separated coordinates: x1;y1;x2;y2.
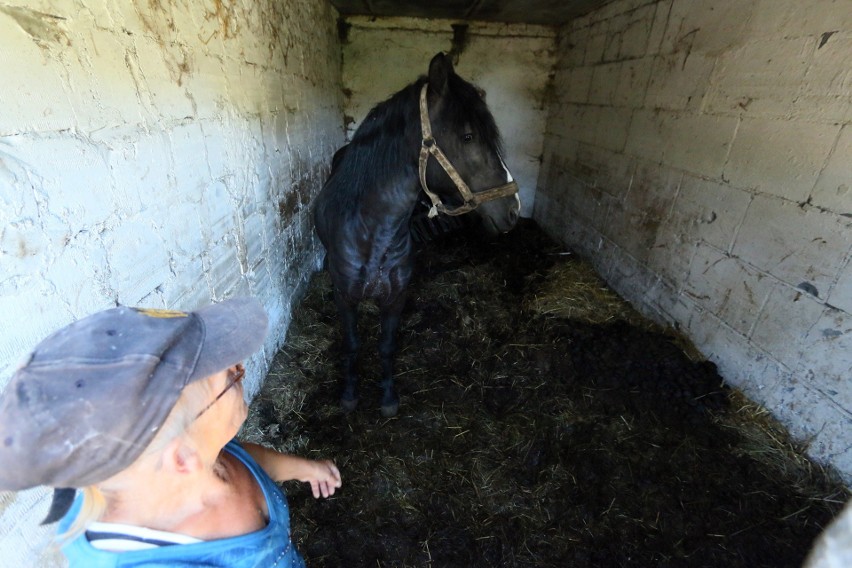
189;297;269;382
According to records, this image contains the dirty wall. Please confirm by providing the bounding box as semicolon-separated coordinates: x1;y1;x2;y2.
536;0;852;483
0;1;343;565
340;16;556;218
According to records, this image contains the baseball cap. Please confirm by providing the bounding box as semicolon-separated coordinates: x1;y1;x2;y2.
0;296;269;491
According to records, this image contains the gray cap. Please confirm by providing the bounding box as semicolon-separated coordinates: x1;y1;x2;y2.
0;296;269;491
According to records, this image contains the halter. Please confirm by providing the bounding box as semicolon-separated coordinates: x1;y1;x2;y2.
418;83;519;218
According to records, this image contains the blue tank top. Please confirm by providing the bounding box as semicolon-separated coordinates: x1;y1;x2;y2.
58;440;306;568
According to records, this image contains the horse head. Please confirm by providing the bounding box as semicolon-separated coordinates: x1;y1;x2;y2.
420;53;521;238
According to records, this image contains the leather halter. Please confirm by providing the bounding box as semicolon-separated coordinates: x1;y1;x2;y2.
418;83;519;218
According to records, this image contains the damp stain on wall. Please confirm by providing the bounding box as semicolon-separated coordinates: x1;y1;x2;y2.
133;0;193;86
0;5;71;49
279;190;300;221
204;0;240;41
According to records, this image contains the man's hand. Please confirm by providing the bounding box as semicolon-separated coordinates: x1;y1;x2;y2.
299;459;342;498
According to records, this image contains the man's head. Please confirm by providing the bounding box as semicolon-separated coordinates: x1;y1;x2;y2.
0;297;268;491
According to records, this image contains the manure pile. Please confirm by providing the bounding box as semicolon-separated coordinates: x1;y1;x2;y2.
244;219;848;568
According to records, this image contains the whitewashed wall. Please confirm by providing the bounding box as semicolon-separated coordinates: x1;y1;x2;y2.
536;0;852;483
0;1;343;565
340;16;556;218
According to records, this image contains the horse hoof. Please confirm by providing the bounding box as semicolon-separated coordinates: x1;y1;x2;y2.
341;397;359;412
380;402;399;418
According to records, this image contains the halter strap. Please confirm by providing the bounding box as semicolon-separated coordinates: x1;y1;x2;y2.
418;83;519;218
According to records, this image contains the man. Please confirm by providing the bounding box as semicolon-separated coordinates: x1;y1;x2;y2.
0;297;341;566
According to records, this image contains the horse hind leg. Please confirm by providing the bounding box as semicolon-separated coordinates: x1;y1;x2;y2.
334;289;360;412
378;293;406;418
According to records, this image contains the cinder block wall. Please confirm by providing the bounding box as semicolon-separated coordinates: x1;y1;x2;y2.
340;16;556;217
536;0;852;483
0;1;343;565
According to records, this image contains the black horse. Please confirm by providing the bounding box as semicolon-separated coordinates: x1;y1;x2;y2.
314;52;521;417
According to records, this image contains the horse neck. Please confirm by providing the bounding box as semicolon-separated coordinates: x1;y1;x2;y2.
353;162;421;230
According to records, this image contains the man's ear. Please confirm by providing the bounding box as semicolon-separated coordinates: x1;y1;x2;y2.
162;438;202;475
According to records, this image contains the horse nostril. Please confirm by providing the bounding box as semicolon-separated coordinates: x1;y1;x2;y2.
508;209;519;225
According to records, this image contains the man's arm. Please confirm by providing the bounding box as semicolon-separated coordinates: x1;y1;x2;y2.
241;442;342;498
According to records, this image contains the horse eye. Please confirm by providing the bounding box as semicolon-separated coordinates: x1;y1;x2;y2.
463;133;473;143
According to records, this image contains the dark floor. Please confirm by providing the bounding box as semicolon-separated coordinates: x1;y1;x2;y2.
247;219;848;568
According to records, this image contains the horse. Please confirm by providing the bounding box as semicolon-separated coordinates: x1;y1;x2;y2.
313;52;521;417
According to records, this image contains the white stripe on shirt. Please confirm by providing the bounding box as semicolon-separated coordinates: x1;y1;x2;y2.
86;521;203;552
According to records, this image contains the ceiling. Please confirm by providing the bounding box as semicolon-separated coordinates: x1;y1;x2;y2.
328;0;614;27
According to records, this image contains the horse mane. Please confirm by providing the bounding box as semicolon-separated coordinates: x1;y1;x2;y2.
326;79;424;210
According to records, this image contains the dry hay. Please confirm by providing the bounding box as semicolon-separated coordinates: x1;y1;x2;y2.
527;257;642;326
716;390;849;504
245;220;849;567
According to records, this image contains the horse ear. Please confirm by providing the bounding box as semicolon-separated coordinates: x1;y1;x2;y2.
428;52;453;96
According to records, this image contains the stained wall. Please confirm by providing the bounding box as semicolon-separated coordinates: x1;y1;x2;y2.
536;0;852;483
0;1;343;565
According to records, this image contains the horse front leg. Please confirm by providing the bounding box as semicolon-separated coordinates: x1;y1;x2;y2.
333;288;360;412
378;291;407;418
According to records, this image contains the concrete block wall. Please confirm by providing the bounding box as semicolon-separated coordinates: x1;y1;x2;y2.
0;1;343;565
536;0;852;483
340;16;556;217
